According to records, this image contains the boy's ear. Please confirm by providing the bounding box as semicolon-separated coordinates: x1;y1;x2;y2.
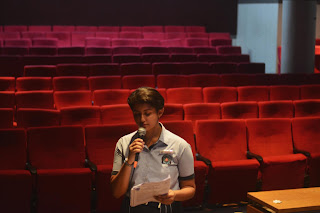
158;108;164;118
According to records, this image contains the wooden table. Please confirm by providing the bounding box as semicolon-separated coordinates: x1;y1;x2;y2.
247;187;320;213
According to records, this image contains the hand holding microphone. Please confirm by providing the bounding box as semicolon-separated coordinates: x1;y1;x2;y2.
128;127;146;168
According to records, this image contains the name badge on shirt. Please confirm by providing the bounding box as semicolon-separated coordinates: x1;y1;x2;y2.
160;150;175;165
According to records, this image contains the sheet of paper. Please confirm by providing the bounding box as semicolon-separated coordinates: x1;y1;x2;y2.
130;175;171;207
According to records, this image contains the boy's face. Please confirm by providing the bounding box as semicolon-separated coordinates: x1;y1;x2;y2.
132;103;163;132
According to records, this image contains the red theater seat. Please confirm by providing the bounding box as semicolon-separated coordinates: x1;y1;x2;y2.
238;63;265;74
258;101;293;118
221;101;258;119
4;25;27;32
52;25;75;32
16;91;54;109
167;87;202;104
270;86;300;100
170;53;197;62
203;87;237;103
120;63;152;75
188;74;221;87
93;89;130;106
85;47;112;55
27;126;92;213
294;100;320;117
211;38;233;47
187;32;208;38
75;26;97;32
46;32;71;47
177;62;211;75
0;128;32;213
152;63;180;75
24;65;57;77
16;77;53;91
185;26;206;33
88;63;119;76
29;47;57;56
168;47;194;54
157;75;189;88
211;62;238;74
160;104;183;121
32;38;58;47
278;74;308;85
28;25;51;32
193;47;217;54
100;104;133;124
255;74;280;86
209;33;231;39
112;38;137;47
95;32;119;39
197;54;224;62
98;26;120;32
4;39;32;47
112;54;141;63
119;32;143;39
143;26;164;33
216;46;241;55
0;108;14;128
165;32;186;39
300;85;320;99
53;77;88;91
183;103;221;128
2;47;29;55
113;47;140;54
71;32;95;47
60;106;101;126
122;75;155;89
54;90;92;109
57;47;85;55
0;92;15;108
141;53;170;63
16;108;60;128
237;86;269;102
140;46;169;54
196;120;259;204
121;26;142;32
84;123;136;212
143;32;165;40
56;64;89;76
0;77;15;91
162;120;208;207
136;39;161;47
185;38;209;47
220;74;255;86
160;39;184;47
246;118;307;190
292;117;320;186
88;76;121;90
0;32;21;39
164;26;185;33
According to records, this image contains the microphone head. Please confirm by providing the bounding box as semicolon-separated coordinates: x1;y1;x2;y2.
138;127;146;138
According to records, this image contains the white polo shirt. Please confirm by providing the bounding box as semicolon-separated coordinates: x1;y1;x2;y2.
112;123;195;191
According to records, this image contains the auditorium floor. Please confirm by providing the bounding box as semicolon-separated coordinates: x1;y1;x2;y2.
185;204;247;213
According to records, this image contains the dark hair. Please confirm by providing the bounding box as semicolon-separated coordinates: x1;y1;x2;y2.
127;87;164;111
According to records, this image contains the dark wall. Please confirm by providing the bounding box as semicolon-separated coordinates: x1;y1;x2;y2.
0;0;238;34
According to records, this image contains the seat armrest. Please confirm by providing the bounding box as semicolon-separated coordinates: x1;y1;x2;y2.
293;148;311;158
196;153;211;166
247;151;263;164
85;159;97;172
26;162;37;175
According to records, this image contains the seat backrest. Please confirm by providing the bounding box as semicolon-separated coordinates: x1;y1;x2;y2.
16;91;54;109
85;123;137;165
88;76;122;90
46;32;71;47
300;85;320;99
157;75;189;88
85;37;111;47
221;101;258;119
185;26;206;33
0;92;15;108
270;86;300;100
4;25;28;32
188;74;221;87
27;126;86;169
120;63;152;75
4;39;32;47
60;106;101;126
292;117;320;153
220;74;254;86
176;62;211;75
0;77;15;91
237;86;269;101
293;100;320;117
185;38;209;47
88;63;120;76
216;46;241;55
160;104;183;121
246;118;293;157
0;129;26;169
121;26;142;32
258;101;293;118
162;120;197;157
75;26;97;32
152;63;180;76
203;87;237;103
167;87;203;104
56;64;89;76
16;108;60;128
93;89;130;106
0;108;14;128
119;32;143;39
98;26;120;32
28;25;51;32
53;77;88;91
122;75;155;89
113;47;140;54
71;32;95;47
211;63;238;74
196;119;248;161
100;104;133;124
54;90;92;109
16;77;53;91
52;25;75;32
238;63;265;74
32;38;58;47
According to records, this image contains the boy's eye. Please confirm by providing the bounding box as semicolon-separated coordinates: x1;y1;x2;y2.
145;113;151;116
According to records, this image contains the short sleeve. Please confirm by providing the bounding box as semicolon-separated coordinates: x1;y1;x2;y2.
112;138;124;175
178;143;195;180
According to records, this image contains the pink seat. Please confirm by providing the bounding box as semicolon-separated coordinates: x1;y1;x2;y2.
52;25;75;32
170;53;197;62
121;26;142;32
100;104;133;124
185;26;206;33
28;25;51;32
85;47;112;55
165;32;186;39
140;46;169;54
141;54;170;63
221;101;258;119
95;32;119;39
57;47;85;55
85;37;111;47
17;108;59;128
237;86;269;101
193;47;217;54
203;87;237;103
164;26;185;33
217;46;241;55
209;33;231;39
16;91;55;109
4;25;27;32
29;47;57;56
142;26;164;33
220;74;255;86
32;38;58;47
167;87;203;104
185;38;209;47
88;63;120;76
75;26;97;32
71;32;95;47
294;100;320;117
258;101;294;118
24;65;57;77
143;33;165;40
53;77;88;91
112;54;141;63
54;90;92;109
16;77;53;91
4;39;31;47
111;38;137;47
197;54;224;62
22;31;46;39
157;75;189;88
211;62;237;74
187;33;208;38
88;76;122;90
168;47;194;54
0;32;21;39
160;39;184;47
56;64;89;76
112;47;140;54
97;26;120;32
122;75;155;89
46;32;71;47
93;89;130;106
210;38;232;46
136;39;161;47
238;63;265;74
60;106;101;126
119;32;143;39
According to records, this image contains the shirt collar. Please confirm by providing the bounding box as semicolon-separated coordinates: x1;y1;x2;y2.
158;122;172;146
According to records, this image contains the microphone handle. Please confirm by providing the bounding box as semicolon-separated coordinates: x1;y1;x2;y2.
134;135;144;168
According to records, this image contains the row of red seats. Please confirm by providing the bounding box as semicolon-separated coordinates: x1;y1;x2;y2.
1;85;320;109
2;100;320;129
0;25;208;33
1;118;319;212
0;36;231;47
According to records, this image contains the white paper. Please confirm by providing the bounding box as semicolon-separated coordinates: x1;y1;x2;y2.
130;175;171;207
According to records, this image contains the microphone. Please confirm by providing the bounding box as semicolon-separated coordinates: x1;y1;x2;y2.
134;127;146;168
